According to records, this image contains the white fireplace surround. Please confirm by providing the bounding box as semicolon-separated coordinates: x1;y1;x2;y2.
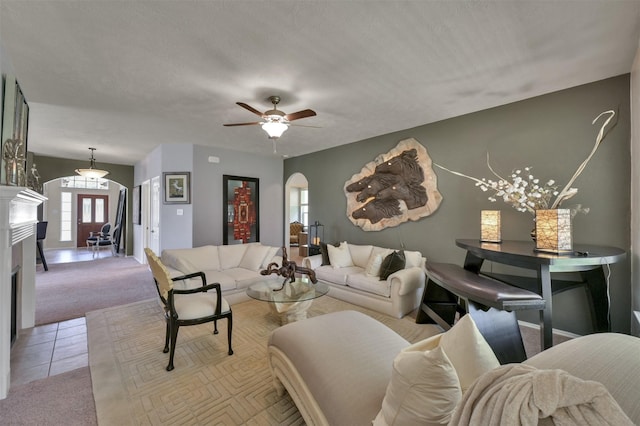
0;187;46;399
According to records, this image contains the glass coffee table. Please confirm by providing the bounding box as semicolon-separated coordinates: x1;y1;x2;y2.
247;278;330;325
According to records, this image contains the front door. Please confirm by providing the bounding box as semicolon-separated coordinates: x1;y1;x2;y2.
77;194;109;247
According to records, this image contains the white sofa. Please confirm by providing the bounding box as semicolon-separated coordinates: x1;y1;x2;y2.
302;242;425;318
160;243;282;304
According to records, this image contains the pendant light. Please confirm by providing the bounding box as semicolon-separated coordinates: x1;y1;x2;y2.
75;147;109;178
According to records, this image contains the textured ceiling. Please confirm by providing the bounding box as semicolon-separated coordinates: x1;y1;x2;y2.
1;1;639;166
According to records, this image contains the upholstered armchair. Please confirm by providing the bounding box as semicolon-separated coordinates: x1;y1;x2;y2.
290;221;304;246
144;248;233;371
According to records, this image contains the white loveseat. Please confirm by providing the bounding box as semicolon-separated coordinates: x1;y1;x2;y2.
303;242;425;318
160;243;282;304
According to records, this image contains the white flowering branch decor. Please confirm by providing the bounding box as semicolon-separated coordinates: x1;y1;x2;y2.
434;110;616;215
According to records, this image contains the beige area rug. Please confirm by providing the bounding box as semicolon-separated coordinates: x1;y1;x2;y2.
87;296;442;425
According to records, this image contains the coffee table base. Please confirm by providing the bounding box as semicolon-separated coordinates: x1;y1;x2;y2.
269;299;313;325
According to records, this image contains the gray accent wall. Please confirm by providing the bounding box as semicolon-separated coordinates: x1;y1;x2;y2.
285;75;631;335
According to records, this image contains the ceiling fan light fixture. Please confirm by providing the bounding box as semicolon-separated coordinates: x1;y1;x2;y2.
75;147;109;178
261;121;288;139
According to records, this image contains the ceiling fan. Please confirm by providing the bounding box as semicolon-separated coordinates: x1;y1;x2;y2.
223;96;317;142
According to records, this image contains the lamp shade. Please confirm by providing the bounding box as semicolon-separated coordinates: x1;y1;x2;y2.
75;147;109;178
480;210;501;243
261;121;288;139
535;209;572;253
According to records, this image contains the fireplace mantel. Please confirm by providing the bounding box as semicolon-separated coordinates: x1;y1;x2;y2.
0;186;46;399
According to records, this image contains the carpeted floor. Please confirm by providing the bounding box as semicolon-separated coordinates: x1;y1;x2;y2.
87;296;443;425
0;367;97;425
35;256;157;325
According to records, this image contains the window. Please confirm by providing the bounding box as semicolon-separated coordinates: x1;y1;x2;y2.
300;188;309;227
60;192;72;241
60;176;109;190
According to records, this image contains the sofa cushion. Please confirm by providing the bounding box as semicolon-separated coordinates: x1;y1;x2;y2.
373;346;461;426
328;242;354;268
365;253;384;277
218;244;249;270
173;269;237;292
223;267;269;289
404;250;424;268
403;314;499;393
347;272;392;297
315;265;362;285
239;243;271;271
380;250;406;280
348;244;374;268
162;245;220;273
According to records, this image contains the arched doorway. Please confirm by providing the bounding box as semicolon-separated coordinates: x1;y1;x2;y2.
41;176;126;259
285;172;309;260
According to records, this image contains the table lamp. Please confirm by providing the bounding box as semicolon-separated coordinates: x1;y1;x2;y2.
480;210;501;243
535;209;572;253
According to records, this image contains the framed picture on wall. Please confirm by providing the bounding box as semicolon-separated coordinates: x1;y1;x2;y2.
223;175;259;245
163;172;190;204
132;185;141;224
1;75;29;186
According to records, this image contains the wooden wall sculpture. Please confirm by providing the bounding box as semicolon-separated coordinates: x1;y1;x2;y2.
344;138;442;231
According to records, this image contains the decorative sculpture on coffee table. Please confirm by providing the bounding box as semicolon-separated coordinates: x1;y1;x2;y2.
260;247;318;291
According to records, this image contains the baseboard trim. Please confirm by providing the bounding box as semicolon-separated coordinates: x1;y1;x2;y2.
517;320;581;339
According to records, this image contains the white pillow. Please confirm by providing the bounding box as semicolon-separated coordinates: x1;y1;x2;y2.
403;314;500;393
348;244;373;268
373;345;461;426
327;242;354;268
261;246;280;269
238;243;271;271
218;244;249;270
365;253;384;277
404;250;424;268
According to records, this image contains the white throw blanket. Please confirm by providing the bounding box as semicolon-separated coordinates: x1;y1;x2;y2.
448;364;633;426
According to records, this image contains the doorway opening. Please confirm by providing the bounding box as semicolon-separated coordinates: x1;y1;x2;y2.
285;173;309;261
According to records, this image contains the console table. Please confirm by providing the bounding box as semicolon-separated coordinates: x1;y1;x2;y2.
455;239;626;350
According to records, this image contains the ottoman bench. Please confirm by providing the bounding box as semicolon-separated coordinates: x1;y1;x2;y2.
267;310;410;426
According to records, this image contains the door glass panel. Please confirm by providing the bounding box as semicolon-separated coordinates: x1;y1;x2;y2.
82;199;92;223
95;199;105;222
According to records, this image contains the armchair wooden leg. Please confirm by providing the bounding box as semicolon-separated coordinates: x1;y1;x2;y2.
163;320;170;354
167;318;179;371
227;315;233;356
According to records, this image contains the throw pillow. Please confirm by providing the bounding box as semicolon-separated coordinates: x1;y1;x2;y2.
373;346;462;426
320;242;332;265
238;243;271;271
261;246;280;269
404;250;424;268
403;314;500;393
379;250;406;280
365;253;384;277
327;241;354;268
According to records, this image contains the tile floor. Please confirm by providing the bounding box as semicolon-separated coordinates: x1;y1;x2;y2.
12;248;95;387
10;317;88;386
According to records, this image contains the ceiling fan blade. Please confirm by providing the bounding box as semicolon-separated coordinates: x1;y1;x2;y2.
236;102;264;117
289;123;322;128
285;109;316;121
223;122;261;127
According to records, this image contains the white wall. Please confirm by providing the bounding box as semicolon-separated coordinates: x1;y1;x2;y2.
631;41;640;336
134;144;284;255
